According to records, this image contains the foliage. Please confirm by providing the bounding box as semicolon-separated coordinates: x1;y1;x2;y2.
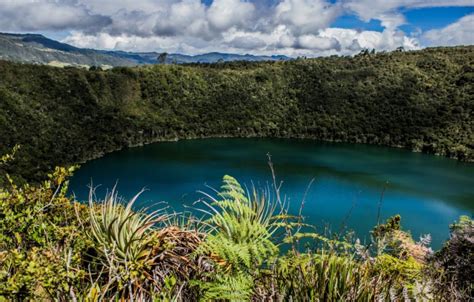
428;215;474;300
0;162;202;300
85;191;207;300
372;254;426;299
264;242;428;301
194;175;281;300
269;251;372;301
89;189;165;265
0;145;19;166
0;166;92;300
372;214;401;238
371;215;432;263
0;163;472;300
0;46;473;184
87;189;171;298
196;272;254;301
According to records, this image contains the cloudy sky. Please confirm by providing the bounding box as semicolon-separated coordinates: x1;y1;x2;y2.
0;0;473;56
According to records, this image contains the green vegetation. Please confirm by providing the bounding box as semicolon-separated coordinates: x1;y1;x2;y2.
0;156;472;300
429;215;474;300
1;46;473;184
0;47;473;300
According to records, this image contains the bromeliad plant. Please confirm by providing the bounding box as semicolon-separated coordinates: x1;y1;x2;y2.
87;189;170;297
86;189;205;300
88;189;167;265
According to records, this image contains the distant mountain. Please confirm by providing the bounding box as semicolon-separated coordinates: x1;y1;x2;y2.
0;33;290;67
164;52;289;64
0;33;133;67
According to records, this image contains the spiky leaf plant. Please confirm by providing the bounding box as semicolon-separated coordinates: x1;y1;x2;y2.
88;189;166;265
87;188;208;300
87;189;172;299
195;175;282;300
270;251;372;301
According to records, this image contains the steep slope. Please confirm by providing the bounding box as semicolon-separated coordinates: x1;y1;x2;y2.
0;46;472;183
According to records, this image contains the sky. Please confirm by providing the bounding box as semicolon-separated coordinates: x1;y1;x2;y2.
0;0;473;56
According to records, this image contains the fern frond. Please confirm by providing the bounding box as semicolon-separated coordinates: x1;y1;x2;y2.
195;175;285;300
197;272;254;302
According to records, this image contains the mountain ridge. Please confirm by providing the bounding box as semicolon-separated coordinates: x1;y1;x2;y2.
0;32;290;67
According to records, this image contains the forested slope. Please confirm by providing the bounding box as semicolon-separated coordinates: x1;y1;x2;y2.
0;46;472;182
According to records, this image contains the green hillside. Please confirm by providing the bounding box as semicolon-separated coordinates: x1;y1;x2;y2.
0;46;473;183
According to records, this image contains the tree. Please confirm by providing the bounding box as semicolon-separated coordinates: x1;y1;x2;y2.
158;52;168;64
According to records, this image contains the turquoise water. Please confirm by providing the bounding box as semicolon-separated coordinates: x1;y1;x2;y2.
69;138;473;249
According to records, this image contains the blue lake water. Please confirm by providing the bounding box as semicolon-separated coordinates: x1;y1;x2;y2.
69;138;474;249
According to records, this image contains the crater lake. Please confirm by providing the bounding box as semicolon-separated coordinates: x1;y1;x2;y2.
69;138;474;249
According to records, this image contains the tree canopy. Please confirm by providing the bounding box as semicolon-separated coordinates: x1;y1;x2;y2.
0;46;472;183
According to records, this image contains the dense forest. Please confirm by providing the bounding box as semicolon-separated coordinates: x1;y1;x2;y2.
0;46;473;183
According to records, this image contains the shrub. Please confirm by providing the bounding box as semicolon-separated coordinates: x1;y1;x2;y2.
0;166;92;300
428;215;474;300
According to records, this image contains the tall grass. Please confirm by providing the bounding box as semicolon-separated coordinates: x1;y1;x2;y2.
270;251;372;300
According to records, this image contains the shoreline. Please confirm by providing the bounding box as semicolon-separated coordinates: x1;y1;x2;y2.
74;133;473;168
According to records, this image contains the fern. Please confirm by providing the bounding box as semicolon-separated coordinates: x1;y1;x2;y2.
195;175;282;300
197;273;253;301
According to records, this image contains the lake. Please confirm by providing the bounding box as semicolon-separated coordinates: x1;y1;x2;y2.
69;138;474;249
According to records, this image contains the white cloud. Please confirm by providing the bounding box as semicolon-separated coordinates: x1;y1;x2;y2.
207;0;256;31
157;0;210;37
63;26;420;57
0;0;472;56
378;13;406;30
319;28;419;52
0;0;110;32
296;35;340;50
63;31;193;53
274;0;341;34
226;36;266;49
423;14;474;46
81;0;170;15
